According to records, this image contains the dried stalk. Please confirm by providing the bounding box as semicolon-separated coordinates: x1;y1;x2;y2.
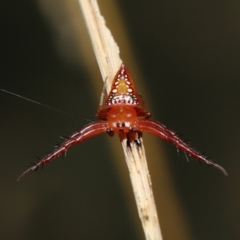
78;0;162;239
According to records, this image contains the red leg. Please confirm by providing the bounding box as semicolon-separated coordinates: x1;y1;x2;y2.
17;121;108;181
138;119;227;175
97;77;108;119
135;107;151;118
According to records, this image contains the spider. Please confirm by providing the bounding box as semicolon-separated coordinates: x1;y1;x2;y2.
17;64;227;180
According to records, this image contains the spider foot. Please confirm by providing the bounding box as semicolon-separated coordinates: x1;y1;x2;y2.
207;161;228;176
17;162;39;181
134;137;142;147
125;131;142;148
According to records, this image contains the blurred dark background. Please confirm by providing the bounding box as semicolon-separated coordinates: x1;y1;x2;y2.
0;0;239;239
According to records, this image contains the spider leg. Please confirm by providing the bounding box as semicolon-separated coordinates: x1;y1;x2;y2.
96;77;111;120
138;119;228;176
137;94;151;118
133;134;142;147
135;107;151;119
98;76;108;113
17;121;107;181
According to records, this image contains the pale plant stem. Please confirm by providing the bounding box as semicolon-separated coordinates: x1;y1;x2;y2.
78;0;162;239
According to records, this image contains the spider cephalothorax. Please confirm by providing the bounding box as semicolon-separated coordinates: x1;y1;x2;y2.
18;64;227;180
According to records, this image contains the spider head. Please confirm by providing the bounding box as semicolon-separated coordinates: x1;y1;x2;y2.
107;106;137;133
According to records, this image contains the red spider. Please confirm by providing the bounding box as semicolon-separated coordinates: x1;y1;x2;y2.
17;64;227;180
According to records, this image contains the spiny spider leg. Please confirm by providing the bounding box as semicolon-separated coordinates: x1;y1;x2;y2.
98;77;108;113
138;119;228;176
17;121;107;181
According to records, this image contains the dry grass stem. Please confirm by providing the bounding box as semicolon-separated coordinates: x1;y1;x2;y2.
78;0;162;239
